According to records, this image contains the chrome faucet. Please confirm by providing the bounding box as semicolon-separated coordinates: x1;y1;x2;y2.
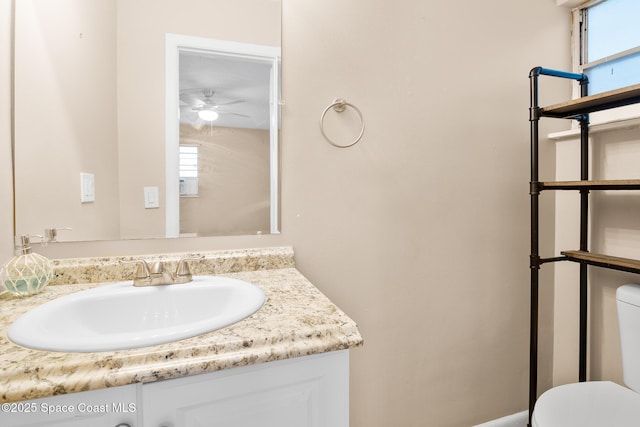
125;257;202;287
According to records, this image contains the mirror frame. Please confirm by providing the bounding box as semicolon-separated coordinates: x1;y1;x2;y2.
164;34;281;238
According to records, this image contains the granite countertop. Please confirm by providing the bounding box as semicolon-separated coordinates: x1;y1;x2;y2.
0;247;363;403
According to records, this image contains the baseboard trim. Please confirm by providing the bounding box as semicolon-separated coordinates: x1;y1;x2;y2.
473;410;528;427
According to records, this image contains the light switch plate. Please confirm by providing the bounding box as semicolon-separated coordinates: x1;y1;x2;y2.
144;186;160;209
80;173;95;203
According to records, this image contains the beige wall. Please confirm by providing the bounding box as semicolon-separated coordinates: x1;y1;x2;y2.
0;0;13;266
179;125;270;236
14;0;121;241
1;1;576;426
280;2;569;425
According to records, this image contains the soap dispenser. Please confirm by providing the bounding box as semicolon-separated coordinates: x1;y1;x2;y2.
0;235;53;296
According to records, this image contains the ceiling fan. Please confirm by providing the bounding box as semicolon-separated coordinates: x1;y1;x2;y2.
179;89;249;123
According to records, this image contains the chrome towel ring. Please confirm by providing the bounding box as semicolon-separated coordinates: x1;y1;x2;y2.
320;98;365;148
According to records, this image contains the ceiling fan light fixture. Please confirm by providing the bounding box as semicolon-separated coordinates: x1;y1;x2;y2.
198;110;219;121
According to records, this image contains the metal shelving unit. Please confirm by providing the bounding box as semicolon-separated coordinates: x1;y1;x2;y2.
528;67;640;427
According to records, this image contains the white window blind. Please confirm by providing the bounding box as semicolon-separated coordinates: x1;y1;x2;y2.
179;145;198;196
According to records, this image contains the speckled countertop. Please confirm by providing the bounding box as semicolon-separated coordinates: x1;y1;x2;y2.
0;247;363;403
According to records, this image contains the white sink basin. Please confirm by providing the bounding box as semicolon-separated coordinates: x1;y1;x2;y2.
8;276;265;352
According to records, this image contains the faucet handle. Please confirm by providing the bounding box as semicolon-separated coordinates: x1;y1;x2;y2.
175;260;191;278
122;260;150;279
174;256;204;283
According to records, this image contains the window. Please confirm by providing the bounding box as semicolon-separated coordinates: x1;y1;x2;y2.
179;145;199;196
579;0;640;94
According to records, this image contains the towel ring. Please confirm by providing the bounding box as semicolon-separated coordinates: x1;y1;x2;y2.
320;98;365;148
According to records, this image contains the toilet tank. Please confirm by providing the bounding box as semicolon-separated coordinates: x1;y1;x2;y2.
617;284;640;393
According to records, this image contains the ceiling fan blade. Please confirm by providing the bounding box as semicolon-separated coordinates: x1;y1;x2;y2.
190;105;211;112
216;100;245;106
217;111;250;118
179;92;204;105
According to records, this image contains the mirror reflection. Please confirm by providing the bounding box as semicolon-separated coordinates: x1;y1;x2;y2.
167;36;280;237
13;0;281;242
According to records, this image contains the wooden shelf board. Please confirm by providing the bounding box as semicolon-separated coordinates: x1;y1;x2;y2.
540;84;640;118
561;250;640;273
541;179;640;190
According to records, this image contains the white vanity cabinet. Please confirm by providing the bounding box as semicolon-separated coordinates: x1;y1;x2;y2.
143;351;349;427
0;383;139;427
1;351;350;427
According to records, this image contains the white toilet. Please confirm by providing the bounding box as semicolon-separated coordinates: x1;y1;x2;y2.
532;284;640;427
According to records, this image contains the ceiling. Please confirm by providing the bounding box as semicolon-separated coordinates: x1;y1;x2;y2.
178;50;272;130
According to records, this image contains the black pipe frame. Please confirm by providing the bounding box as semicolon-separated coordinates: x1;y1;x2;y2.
528;68;541;427
528;67;588;427
526;67;640;426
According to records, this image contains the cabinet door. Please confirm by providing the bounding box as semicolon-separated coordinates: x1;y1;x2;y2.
0;384;140;427
143;351;349;427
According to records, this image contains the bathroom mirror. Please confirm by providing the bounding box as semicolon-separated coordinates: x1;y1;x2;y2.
12;0;281;242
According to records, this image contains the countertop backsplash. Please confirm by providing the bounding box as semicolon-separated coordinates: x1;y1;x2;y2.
49;246;296;285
